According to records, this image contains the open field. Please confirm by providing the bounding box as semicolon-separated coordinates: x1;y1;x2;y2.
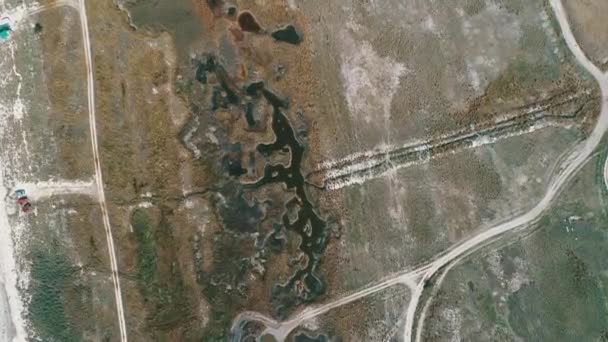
290;285;410;342
0;1;121;339
305;0;599;305
213;2;608;341
16;196;119;341
320;126;582;293
419;150;608;341
103;0;605;339
298;0;599;160
563;0;608;71
0;0;606;340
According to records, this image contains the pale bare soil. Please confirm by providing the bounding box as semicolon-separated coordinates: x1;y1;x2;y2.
563;0;608;71
0;1;118;340
293;0;602;337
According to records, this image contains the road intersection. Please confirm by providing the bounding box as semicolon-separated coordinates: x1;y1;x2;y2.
3;1;129;340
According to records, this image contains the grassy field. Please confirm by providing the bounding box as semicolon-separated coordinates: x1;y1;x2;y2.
563;0;608;71
420;148;608;341
27;246;78;342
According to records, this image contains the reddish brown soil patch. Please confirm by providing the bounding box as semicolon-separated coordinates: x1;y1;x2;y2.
238;11;263;33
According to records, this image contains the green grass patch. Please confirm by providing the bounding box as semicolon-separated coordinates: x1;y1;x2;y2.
132;209;159;295
27;245;79;342
131;209;192;333
478;291;497;323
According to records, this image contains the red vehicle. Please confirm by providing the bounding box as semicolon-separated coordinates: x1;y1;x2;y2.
15;189;32;212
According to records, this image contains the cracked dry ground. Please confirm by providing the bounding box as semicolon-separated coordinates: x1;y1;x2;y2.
28;0;602;340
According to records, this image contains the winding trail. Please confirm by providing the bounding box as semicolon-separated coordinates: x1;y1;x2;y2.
232;267;430;340
231;0;608;340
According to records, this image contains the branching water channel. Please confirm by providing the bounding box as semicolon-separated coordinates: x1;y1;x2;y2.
192;54;329;319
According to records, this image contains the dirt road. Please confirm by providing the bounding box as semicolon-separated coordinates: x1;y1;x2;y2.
407;0;608;340
78;0;128;340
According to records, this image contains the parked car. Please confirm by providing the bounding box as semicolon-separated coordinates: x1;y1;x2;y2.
15;189;31;212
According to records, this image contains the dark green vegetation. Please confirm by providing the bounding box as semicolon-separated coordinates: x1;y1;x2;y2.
504;222;608;341
132;210;157;292
131;209;193;333
271;25;302;45
294;332;331;341
421;153;608;341
27;244;78;342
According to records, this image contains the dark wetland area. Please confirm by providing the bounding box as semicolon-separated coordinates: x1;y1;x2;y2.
115;0;334;339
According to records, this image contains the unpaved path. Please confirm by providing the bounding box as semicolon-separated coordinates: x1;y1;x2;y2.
231;266;430;340
407;0;608;340
603;152;608;192
0;2;81;341
78;0;128;340
12;179;96;201
0;0;127;340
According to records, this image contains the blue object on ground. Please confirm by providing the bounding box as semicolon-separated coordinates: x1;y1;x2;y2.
0;23;11;42
15;189;26;199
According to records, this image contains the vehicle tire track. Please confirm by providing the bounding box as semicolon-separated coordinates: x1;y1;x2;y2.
78;0;128;340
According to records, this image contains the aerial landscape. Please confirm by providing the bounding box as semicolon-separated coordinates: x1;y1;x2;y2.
0;0;607;341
